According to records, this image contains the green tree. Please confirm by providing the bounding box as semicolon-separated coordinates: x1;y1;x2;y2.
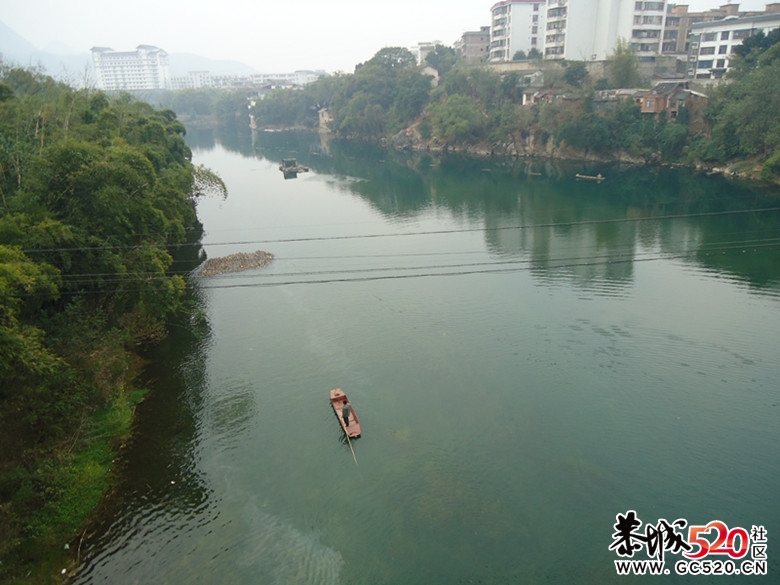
428;94;482;144
425;45;459;76
609;39;640;88
360;46;417;70
564;61;589;88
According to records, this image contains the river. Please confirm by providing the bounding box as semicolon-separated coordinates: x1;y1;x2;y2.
68;129;780;584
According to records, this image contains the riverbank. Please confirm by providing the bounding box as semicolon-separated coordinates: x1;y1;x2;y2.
382;125;775;184
0;360;148;585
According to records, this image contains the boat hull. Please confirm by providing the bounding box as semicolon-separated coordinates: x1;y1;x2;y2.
330;388;361;438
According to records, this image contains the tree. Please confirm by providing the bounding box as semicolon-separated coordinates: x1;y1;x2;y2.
361;47;417;71
564;61;589;88
513;50;527;61
428;94;482;144
730;28;780;75
609;39;640;88
425;45;458;76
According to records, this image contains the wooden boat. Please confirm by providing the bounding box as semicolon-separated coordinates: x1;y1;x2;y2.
330;388;361;438
575;173;605;181
279;158;309;179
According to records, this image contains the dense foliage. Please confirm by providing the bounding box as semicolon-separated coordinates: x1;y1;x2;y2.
0;66;209;581
691;29;780;178
157;87;253;131
250;39;780;179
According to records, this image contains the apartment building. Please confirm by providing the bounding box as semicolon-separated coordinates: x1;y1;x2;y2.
688;10;780;80
455;26;491;63
91;45;170;91
661;3;773;57
544;0;667;61
489;0;545;62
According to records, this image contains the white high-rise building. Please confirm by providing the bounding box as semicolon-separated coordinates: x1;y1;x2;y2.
489;0;546;61
91;45;171;91
688;12;780;80
544;0;667;61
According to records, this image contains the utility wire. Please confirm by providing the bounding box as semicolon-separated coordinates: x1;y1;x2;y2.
14;240;780;298
19;206;780;255
48;236;780;283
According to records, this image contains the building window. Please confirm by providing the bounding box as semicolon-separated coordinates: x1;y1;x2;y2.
721;31;730;40
733;29;754;40
697;60;714;68
699;46;716;55
716;59;726;68
718;45;728;54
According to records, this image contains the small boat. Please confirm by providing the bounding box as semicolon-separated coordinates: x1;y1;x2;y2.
279;158;309;179
575;173;605;181
330;388;361;438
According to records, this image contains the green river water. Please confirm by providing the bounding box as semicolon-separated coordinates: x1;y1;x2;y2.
69;130;780;584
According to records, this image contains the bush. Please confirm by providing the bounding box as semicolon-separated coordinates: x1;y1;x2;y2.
760;150;780;180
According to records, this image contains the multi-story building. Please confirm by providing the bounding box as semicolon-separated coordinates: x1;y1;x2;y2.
91;45;170;91
544;0;668;61
489;0;545;62
687;9;780;80
170;70;326;90
454;26;491;63
661;3;770;57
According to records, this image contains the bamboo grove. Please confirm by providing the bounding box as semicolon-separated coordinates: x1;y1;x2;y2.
0;65;215;581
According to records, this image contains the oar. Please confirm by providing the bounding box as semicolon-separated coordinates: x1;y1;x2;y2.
345;431;359;466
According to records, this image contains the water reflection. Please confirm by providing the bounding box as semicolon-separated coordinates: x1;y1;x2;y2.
208;130;780;295
70;293;214;584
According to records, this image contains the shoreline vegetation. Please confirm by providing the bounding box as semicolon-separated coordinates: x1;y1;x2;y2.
247;40;780;185
0;65;223;584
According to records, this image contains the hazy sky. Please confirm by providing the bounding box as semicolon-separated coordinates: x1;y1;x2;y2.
0;0;774;73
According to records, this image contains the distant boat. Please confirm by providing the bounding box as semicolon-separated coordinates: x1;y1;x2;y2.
330;388;361;438
279;158;309;179
575;173;605;181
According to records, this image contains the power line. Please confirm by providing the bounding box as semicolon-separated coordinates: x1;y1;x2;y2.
15;240;780;297
19;206;780;255
47;236;780;283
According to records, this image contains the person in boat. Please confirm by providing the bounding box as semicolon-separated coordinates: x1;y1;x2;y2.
341;401;352;427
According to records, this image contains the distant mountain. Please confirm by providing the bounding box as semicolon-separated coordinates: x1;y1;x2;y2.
0;20;92;83
0;21;258;86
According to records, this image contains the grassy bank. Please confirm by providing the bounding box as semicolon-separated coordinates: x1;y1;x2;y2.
0;341;148;585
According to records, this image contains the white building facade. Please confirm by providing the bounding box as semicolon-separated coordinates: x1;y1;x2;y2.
544;0;667;61
688;13;780;80
91;45;171;91
489;0;546;62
